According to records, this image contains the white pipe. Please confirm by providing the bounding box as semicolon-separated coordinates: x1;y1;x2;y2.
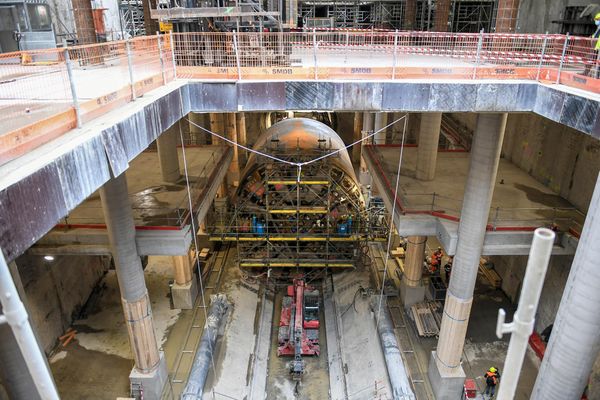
495;228;555;400
0;249;60;400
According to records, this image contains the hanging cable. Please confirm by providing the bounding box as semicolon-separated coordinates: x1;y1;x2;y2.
184;114;406;169
177;96;217;376
375;114;408;329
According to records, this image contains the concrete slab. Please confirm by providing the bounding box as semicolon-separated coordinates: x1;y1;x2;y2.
172;279;198;310
333;271;392;399
247;291;274;400
365;146;583;255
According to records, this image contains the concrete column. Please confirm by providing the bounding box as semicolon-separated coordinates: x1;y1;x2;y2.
531;174;600;400
225;113;240;187
209;113;224;145
434;0;451;31
495;0;520;33
400;236;427;307
189;112;207;144
236;112;248;168
99;174;167;400
374;112;388;145
404;0;416;30
352;112;363;166
156;123;180;183
415;112;442;181
171;254;197;310
360;112;374;186
428;113;507;400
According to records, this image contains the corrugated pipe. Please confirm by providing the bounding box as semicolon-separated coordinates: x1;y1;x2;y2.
181;294;229;400
371;296;416;400
99;173;147;301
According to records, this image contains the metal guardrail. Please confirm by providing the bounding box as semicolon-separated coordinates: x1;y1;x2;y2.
1;30;599;167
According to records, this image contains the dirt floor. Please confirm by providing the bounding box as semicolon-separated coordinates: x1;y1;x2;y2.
50;256;181;400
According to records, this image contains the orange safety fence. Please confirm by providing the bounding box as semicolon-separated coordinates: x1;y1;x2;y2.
1;30;599;167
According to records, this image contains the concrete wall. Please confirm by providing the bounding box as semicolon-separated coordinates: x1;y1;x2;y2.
15;254;110;353
516;0;594;33
502;113;600;213
47;0;76;42
491;254;572;333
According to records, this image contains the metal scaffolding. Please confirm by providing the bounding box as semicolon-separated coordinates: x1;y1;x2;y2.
208;140;387;270
120;0;147;37
450;0;495;33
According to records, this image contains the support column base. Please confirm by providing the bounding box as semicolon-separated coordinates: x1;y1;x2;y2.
428;351;466;400
129;351;168;400
359;171;372;186
172;278;198;310
400;280;425;308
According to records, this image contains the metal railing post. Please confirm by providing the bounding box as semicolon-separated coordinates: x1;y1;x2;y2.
392;29;398;80
169;30;177;79
233;30;242;81
63;46;82;128
536;32;549;82
156;31;167;84
313;28;318;80
473;28;484;80
556;32;570;84
125;39;136;100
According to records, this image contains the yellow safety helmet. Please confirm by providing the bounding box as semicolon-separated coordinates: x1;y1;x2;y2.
489;367;497;373
595;12;600;20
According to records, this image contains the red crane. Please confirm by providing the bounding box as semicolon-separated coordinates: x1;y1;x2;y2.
277;278;320;380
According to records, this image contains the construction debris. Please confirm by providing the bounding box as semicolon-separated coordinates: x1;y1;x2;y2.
58;328;77;347
479;258;502;288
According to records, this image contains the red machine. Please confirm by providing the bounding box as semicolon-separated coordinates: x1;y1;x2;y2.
278;279;320;380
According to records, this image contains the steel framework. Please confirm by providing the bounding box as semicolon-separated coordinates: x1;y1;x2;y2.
208;121;387;270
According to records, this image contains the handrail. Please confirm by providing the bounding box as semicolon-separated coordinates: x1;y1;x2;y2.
1;30;599;167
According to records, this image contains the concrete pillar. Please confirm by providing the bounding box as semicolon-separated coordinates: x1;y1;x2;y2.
156;123;180;183
404;0;416;30
531;174;600;400
374;112;388;145
400;236;427;307
225;113;240;187
209;113;224;145
415;112;442;181
236;112;248;168
495;0;520;33
99;174;167;400
189;112;207;145
428;113;507;400
352;112;363;166
359;112;374;186
434;0;451;32
171;254;197;310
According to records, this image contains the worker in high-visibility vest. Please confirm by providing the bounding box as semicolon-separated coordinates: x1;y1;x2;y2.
483;367;500;399
594;13;600;48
